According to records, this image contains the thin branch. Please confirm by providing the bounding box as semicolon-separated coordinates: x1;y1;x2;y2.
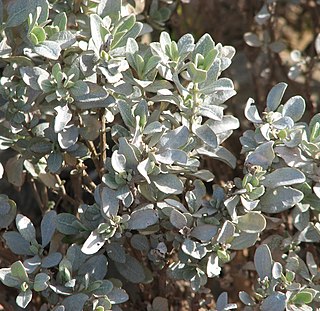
41;185;49;212
77;162;97;191
29;177;45;213
82;184;93;195
55;175;79;207
78;112;101;173
71;171;83;204
86;140;101;173
82;169;97;191
62;192;78;207
100;109;107;176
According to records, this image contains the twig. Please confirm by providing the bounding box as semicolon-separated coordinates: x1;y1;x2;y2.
100;109;107;176
41;185;49;212
71;171;83;204
62;192;78;207
77;162;97;191
158;264;167;297
82;169;97;191
86;140;101;173
78;112;101;174
82;184;93;195
55;175;79;207
29;177;45;213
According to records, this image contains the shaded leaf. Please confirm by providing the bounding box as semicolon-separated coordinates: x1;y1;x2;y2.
266;82;287;112
237;212;266;233
33;273;50;292
11;261;28;282
108;288;129;304
0;196;17;229
239;291;256;306
191;224;218;242
42;252;62;268
0;268;20;287
261;292;286;311
101;187;119;218
260;186;303;213
269;41;286;53
20;66;49;91
23;255;41;273
170;209;187;229
56;213;81;235
181;239;207;259
41;210;57;247
298;224;320;243
254;244;272;279
230;232;259;250
58;125;78;149
115;255;145;283
16;214;36;242
158;126;189;149
117;100;135;128
5;155;25;187
194;124;217;148
16;289;32;309
217;221;235;244
34;41;61;60
78;255;108;280
47;152;63;173
106;243;126;263
155;150;188;165
130;234;150;252
92;280;113;296
74;83;115;109
50;31;76;49
62;293;89;311
262;168;305;188
152;174;184;195
244;32;262;47
127;208;158;230
246;141;274;169
282;96;305;122
3;231;32;255
6;0;30;28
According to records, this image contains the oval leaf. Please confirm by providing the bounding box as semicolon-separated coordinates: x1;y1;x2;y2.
266;82;287;112
115;255;146;283
170;209;187;229
41;210;57;247
282;95;305;122
152;174;184;195
262;168;305;189
237;212;266;233
16;214;36;242
254;244;272;279
127;209;158;230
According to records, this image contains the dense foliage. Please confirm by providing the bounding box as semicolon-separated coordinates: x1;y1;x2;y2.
0;0;320;310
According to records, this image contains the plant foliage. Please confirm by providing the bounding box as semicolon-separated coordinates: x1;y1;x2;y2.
0;0;320;310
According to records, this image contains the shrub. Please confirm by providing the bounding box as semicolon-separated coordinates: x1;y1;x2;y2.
0;0;319;310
